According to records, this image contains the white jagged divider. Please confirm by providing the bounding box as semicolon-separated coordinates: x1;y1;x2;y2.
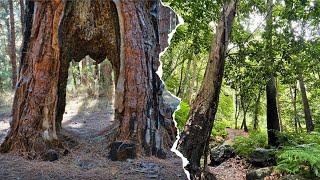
157;1;190;179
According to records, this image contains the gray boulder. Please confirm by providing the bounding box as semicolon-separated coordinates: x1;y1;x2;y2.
210;144;235;166
249;148;276;167
246;167;273;180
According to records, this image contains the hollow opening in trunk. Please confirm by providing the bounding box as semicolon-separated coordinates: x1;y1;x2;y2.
61;55;115;140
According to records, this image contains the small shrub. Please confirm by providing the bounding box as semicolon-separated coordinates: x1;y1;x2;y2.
174;101;190;131
276;144;320;178
233;131;268;157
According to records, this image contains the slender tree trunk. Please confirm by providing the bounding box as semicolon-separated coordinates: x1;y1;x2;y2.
298;73;314;132
265;0;280;147
189;58;197;105
290;85;299;133
180;57;192;98
241;110;248;132
275;77;283;131
8;0;17;89
240;96;248;132
20;0;25;34
235;94;239;129
1;0;65;157
177;1;237;178
266;76;280;146
71;61;78;90
253;87;262;130
176;58;185;97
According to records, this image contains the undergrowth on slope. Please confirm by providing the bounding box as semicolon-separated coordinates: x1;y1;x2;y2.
233;131;268;157
276;144;320;178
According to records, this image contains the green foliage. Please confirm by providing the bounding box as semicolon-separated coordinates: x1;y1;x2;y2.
277;131;320;147
211;120;232;138
174;101;190;131
216;86;234;121
233;131;268;157
276;144;320;178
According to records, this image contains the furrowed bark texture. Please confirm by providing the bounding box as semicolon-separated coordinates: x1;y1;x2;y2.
0;0;65;157
177;1;237;178
114;0;177;157
1;0;177;160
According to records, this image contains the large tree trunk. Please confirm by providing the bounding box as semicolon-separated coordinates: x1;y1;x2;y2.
265;0;280;147
113;0;176;157
298;74;314;132
2;0;177;160
1;0;65;157
177;1;237;178
8;0;17;90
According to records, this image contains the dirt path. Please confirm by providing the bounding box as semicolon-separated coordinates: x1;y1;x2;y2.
0;95;186;180
208;128;251;180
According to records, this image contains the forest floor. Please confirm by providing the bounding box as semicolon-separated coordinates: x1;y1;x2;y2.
0;92;187;180
207;128;251;180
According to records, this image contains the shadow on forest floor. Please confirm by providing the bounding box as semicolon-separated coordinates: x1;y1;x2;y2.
61;93;115;140
0;92;186;180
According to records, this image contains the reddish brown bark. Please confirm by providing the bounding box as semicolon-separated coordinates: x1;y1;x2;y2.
8;0;17;89
177;0;237;178
1;0;65;157
114;0;176;157
2;0;177;160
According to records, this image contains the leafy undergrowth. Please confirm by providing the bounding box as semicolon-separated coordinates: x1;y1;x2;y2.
276;131;320;178
276;144;320;178
212;120;233;138
174;101;190;131
231;129;320;178
233;131;268;157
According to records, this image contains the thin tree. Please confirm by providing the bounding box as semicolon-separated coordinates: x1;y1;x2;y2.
20;0;25;34
8;0;17;89
298;73;314;132
265;0;280;147
177;0;237;178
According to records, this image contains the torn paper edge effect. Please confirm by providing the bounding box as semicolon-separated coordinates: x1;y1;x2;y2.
156;1;190;179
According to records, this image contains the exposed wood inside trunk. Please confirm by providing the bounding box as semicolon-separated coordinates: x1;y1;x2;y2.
177;0;237;178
